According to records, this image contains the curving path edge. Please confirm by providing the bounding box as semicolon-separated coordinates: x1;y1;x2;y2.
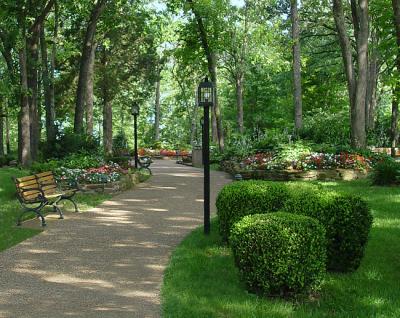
0;160;232;318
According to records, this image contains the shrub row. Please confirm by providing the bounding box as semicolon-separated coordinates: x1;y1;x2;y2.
230;212;326;297
216;180;373;272
216;181;288;241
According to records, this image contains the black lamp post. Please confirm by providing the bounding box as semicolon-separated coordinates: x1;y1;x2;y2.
198;77;214;235
131;103;140;169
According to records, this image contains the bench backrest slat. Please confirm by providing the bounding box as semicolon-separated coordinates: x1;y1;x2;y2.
14;171;58;203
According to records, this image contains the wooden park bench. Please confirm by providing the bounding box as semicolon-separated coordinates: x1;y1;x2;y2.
13;171;79;227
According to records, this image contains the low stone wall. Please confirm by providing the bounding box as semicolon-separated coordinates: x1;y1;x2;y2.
79;172;141;194
231;168;368;181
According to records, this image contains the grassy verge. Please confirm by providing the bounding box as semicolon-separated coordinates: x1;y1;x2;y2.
0;167;112;252
162;179;400;318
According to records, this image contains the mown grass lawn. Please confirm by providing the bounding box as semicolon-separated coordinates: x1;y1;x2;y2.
0;167;111;252
161;179;400;318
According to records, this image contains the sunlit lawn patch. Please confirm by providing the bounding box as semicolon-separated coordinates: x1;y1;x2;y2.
162;179;400;318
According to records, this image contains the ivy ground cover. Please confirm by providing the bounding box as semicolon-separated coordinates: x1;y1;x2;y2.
161;180;400;318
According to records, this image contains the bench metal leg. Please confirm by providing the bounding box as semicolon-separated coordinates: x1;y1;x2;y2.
17;205;47;227
60;197;79;213
53;204;64;219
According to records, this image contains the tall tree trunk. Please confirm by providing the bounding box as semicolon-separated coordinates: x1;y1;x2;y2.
391;88;399;156
40;24;56;143
366;31;379;130
5;105;10;155
50;0;58;136
154;79;161;141
188;0;224;150
236;75;244;133
75;0;107;134
210;54;223;149
101;48;112;155
391;0;400;155
0;105;4;157
27;32;40;161
352;0;368;148
86;41;96;135
332;0;368;148
19;47;31;166
291;0;303;131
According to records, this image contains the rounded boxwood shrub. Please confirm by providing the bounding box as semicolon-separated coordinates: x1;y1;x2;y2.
216;181;289;241
230;212;326;297
283;188;373;272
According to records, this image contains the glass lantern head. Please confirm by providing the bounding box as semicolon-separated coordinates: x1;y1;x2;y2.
197;77;214;107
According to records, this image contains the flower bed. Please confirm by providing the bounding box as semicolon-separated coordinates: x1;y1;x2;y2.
221;151;386;181
241;151;378;172
58;162;127;184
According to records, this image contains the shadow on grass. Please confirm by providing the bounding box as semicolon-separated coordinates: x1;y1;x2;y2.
162;179;400;318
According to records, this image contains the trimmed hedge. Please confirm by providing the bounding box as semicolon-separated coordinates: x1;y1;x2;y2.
216;181;289;241
230;212;326;296
217;181;373;272
283;188;373;272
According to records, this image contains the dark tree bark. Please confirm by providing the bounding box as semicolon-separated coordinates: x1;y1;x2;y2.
75;0;107;134
27;31;40;161
391;0;400;155
0;105;4;156
86;41;97;135
101;47;112;155
187;0;224;151
5;105;10;155
40;24;56;143
332;0;368;148
391;89;399;156
19;47;31;166
291;0;303;131
154;79;161;141
235;75;244;134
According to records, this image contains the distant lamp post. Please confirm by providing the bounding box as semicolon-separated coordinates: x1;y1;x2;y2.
198;77;214;235
131;103;140;169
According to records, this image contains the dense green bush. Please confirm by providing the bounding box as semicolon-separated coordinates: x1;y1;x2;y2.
0;154;16;167
113;131;129;156
370;160;400;185
230;212;326;297
30;160;61;173
42;131;100;159
216;181;288;241
30;153;104;174
283;187;373;272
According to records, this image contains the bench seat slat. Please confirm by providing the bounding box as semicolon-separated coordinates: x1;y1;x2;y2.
17;180;39;188
16;175;37;183
36;172;54;178
37;175;55;183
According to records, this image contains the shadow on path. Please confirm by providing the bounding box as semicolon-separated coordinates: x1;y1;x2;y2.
0;160;232;318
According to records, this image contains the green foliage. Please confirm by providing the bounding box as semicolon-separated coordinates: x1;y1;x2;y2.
30;160;61;173
370;159;400;185
275;141;312;163
283;186;373;272
217;181;373;272
30;153;104;174
42;131;100;159
113;131;129;156
61;153;104;169
162;180;400;317
230;212;326;297
0;154;15;167
216;180;289;241
300;109;350;146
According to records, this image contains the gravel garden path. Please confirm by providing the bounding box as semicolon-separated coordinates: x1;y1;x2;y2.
0;160;231;318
